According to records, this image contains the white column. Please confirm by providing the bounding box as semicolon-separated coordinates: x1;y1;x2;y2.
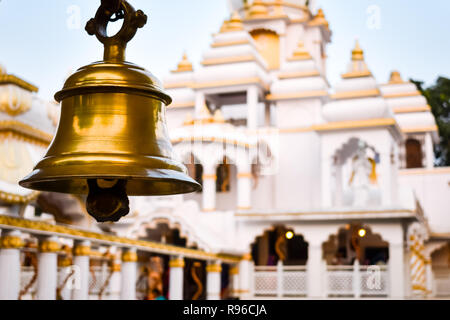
108;260;121;300
247;85;259;130
353;260;361;298
229;265;240;298
276;260;283;298
202;165;217;212
237;164;252;210
0;230;24;300
169;256;185;300
120;248;137;300
238;254;252;299
206;261;222;300
425;133;434;169
321;154;333;207
72;241;91;300
37;236;60;300
307;242;324;298
389;242;405;299
195;91;206;118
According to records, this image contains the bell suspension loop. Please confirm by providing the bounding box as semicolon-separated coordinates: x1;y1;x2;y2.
85;0;147;63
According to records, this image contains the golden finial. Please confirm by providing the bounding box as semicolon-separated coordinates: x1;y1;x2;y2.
389;70;404;84
352;40;364;61
0;64;6;76
248;0;269;18
309;8;329;29
291;40;312;60
213;109;226;123
221;11;244;32
173;52;193;73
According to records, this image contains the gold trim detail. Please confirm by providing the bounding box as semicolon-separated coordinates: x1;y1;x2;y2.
39;240;61;253
0;235;24;249
211;40;249;48
74;245;91;257
201;55;256;66
331;89;380;100
383;91;421;99
58;257;72;268
399;167;450;176
206;264;222;273
393;106;431;114
169;258;185;268
278;70;320;79
266;90;328;101
401;126;438;133
279;118;396;133
230;266;239;275
0;190;40;205
0;74;38;92
0;120;53;144
0;216;240;263
111;263;121;272
122;251;138;262
341;71;372;79
242;253;252;261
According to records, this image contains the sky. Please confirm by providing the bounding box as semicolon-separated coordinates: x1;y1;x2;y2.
0;0;449;101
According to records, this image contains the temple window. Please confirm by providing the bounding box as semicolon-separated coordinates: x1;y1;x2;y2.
405;138;423;169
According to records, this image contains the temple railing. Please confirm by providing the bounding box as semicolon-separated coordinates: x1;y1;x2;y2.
253;263;307;298
433;267;450;297
325;264;389;298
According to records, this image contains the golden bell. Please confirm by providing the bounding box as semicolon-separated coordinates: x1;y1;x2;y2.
20;0;201;222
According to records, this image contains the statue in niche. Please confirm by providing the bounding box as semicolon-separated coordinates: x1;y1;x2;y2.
347;141;380;207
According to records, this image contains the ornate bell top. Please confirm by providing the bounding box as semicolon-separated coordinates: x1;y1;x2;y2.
55;0;171;106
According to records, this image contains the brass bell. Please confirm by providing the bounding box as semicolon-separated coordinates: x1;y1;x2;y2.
20;0;201;222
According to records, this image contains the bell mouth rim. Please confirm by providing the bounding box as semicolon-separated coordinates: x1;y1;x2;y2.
19;168;202;196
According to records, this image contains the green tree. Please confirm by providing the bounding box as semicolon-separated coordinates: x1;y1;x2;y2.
412;77;450;166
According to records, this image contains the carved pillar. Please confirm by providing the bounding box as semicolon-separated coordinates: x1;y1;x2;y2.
0;230;24;300
238;253;252;299
120;248;137;300
37;236;60;300
169;256;185;300
206;261;222;300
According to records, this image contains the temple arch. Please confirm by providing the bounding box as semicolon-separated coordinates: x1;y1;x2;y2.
250;225;309;266
322;223;389;266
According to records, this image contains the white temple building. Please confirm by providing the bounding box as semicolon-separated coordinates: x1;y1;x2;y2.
0;0;449;300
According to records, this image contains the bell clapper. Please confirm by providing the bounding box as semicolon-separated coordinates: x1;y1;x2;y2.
86;179;130;223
